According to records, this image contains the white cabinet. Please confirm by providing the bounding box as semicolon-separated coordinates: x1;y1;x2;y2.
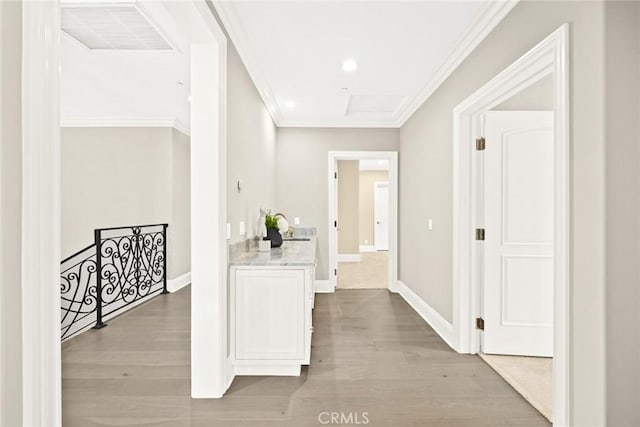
230;266;314;376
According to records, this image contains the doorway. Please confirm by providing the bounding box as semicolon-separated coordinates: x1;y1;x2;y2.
335;159;391;289
328;151;398;293
453;25;569;425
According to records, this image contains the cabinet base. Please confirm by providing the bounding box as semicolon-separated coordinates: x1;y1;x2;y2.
233;364;302;376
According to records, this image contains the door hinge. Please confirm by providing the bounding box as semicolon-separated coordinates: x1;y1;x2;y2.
334;220;338;228
334;172;337;179
476;137;486;151
475;228;485;241
334;269;337;276
476;317;485;331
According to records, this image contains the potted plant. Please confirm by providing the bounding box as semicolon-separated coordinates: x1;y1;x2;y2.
264;212;283;248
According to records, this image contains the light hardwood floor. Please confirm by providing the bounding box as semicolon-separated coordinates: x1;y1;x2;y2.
62;287;550;426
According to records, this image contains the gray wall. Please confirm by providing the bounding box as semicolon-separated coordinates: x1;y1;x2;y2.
337;160;359;254
226;44;277;242
275;128;398;280
0;1;23;425
61;127;191;280
605;2;640;425
398;2;606;424
171;128;191;278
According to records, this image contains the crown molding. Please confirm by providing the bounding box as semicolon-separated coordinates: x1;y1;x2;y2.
212;0;518;129
60;118;191;135
212;1;282;125
395;0;519;126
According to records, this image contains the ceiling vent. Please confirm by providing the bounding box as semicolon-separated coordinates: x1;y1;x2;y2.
346;95;406;116
61;4;173;50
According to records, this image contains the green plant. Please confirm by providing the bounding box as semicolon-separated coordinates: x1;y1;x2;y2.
265;214;279;230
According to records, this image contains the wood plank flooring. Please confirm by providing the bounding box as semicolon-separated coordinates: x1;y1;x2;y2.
62;287;550;426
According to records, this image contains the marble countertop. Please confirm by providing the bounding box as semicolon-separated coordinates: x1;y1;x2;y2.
228;227;317;267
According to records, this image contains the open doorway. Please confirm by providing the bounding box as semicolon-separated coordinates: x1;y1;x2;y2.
328;151;398;293
476;74;555;422
453;25;569;425
336;159;390;289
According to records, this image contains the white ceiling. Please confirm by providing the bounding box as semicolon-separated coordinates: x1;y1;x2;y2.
60;1;191;130
214;1;516;128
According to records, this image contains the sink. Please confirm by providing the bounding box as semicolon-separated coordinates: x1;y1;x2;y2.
283;237;311;241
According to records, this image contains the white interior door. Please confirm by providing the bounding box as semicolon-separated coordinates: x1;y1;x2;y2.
374;182;389;251
482;111;554;357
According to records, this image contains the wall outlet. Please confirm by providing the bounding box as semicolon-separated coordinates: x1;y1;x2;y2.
239;221;245;236
364;239;368;244
294;217;300;226
428;219;433;230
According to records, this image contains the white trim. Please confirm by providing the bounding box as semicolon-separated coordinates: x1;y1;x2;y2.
337;254;361;263
359;245;376;253
396;281;455;350
60;118;191;135
452;24;570;426
21;1;62;425
213;1;517;128
159;0;228;400
167;272;191;293
328;151;398;294
314;280;334;294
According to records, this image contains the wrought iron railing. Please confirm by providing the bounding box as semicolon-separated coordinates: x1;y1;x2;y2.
60;223;168;340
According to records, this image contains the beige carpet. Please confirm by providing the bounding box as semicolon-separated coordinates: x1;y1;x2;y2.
337;251;388;289
479;353;553;422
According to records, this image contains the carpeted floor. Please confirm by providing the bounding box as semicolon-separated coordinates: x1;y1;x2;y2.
337;251;388;289
479;353;553;422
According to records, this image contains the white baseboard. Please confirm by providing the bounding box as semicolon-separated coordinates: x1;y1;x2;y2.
359;245;376;252
396;280;456;350
314;280;335;293
168;272;191;293
337;253;361;263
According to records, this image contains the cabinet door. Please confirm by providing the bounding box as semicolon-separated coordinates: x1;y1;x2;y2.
235;269;305;360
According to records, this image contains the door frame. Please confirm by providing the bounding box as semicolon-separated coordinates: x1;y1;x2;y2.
373;180;390;251
21;0;229;423
328;151;398;292
452;25;570;425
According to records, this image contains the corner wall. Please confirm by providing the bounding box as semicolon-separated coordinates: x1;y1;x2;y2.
61;126;191;280
398;1;606;424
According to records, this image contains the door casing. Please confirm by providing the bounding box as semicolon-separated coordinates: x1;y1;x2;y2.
452;25;570;426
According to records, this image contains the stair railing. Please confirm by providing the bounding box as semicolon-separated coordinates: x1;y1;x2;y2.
60;223;168;340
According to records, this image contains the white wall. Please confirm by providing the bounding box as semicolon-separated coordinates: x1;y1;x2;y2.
398;1;606;424
61;127;190;280
0;1;23;425
605;2;640;425
275;128;398;280
226;44;277;242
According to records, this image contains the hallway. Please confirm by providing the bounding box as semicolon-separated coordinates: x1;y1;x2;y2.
62;287;549;426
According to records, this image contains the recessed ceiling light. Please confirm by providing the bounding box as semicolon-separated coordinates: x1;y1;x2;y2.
377;160;384;165
342;59;358;73
284;100;296;108
341;87;349;92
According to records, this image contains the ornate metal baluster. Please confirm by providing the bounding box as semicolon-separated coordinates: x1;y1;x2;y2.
93;229;106;329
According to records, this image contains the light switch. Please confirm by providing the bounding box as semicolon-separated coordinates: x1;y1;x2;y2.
226;223;231;240
294;217;300;226
428;219;433;230
239;221;245;236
